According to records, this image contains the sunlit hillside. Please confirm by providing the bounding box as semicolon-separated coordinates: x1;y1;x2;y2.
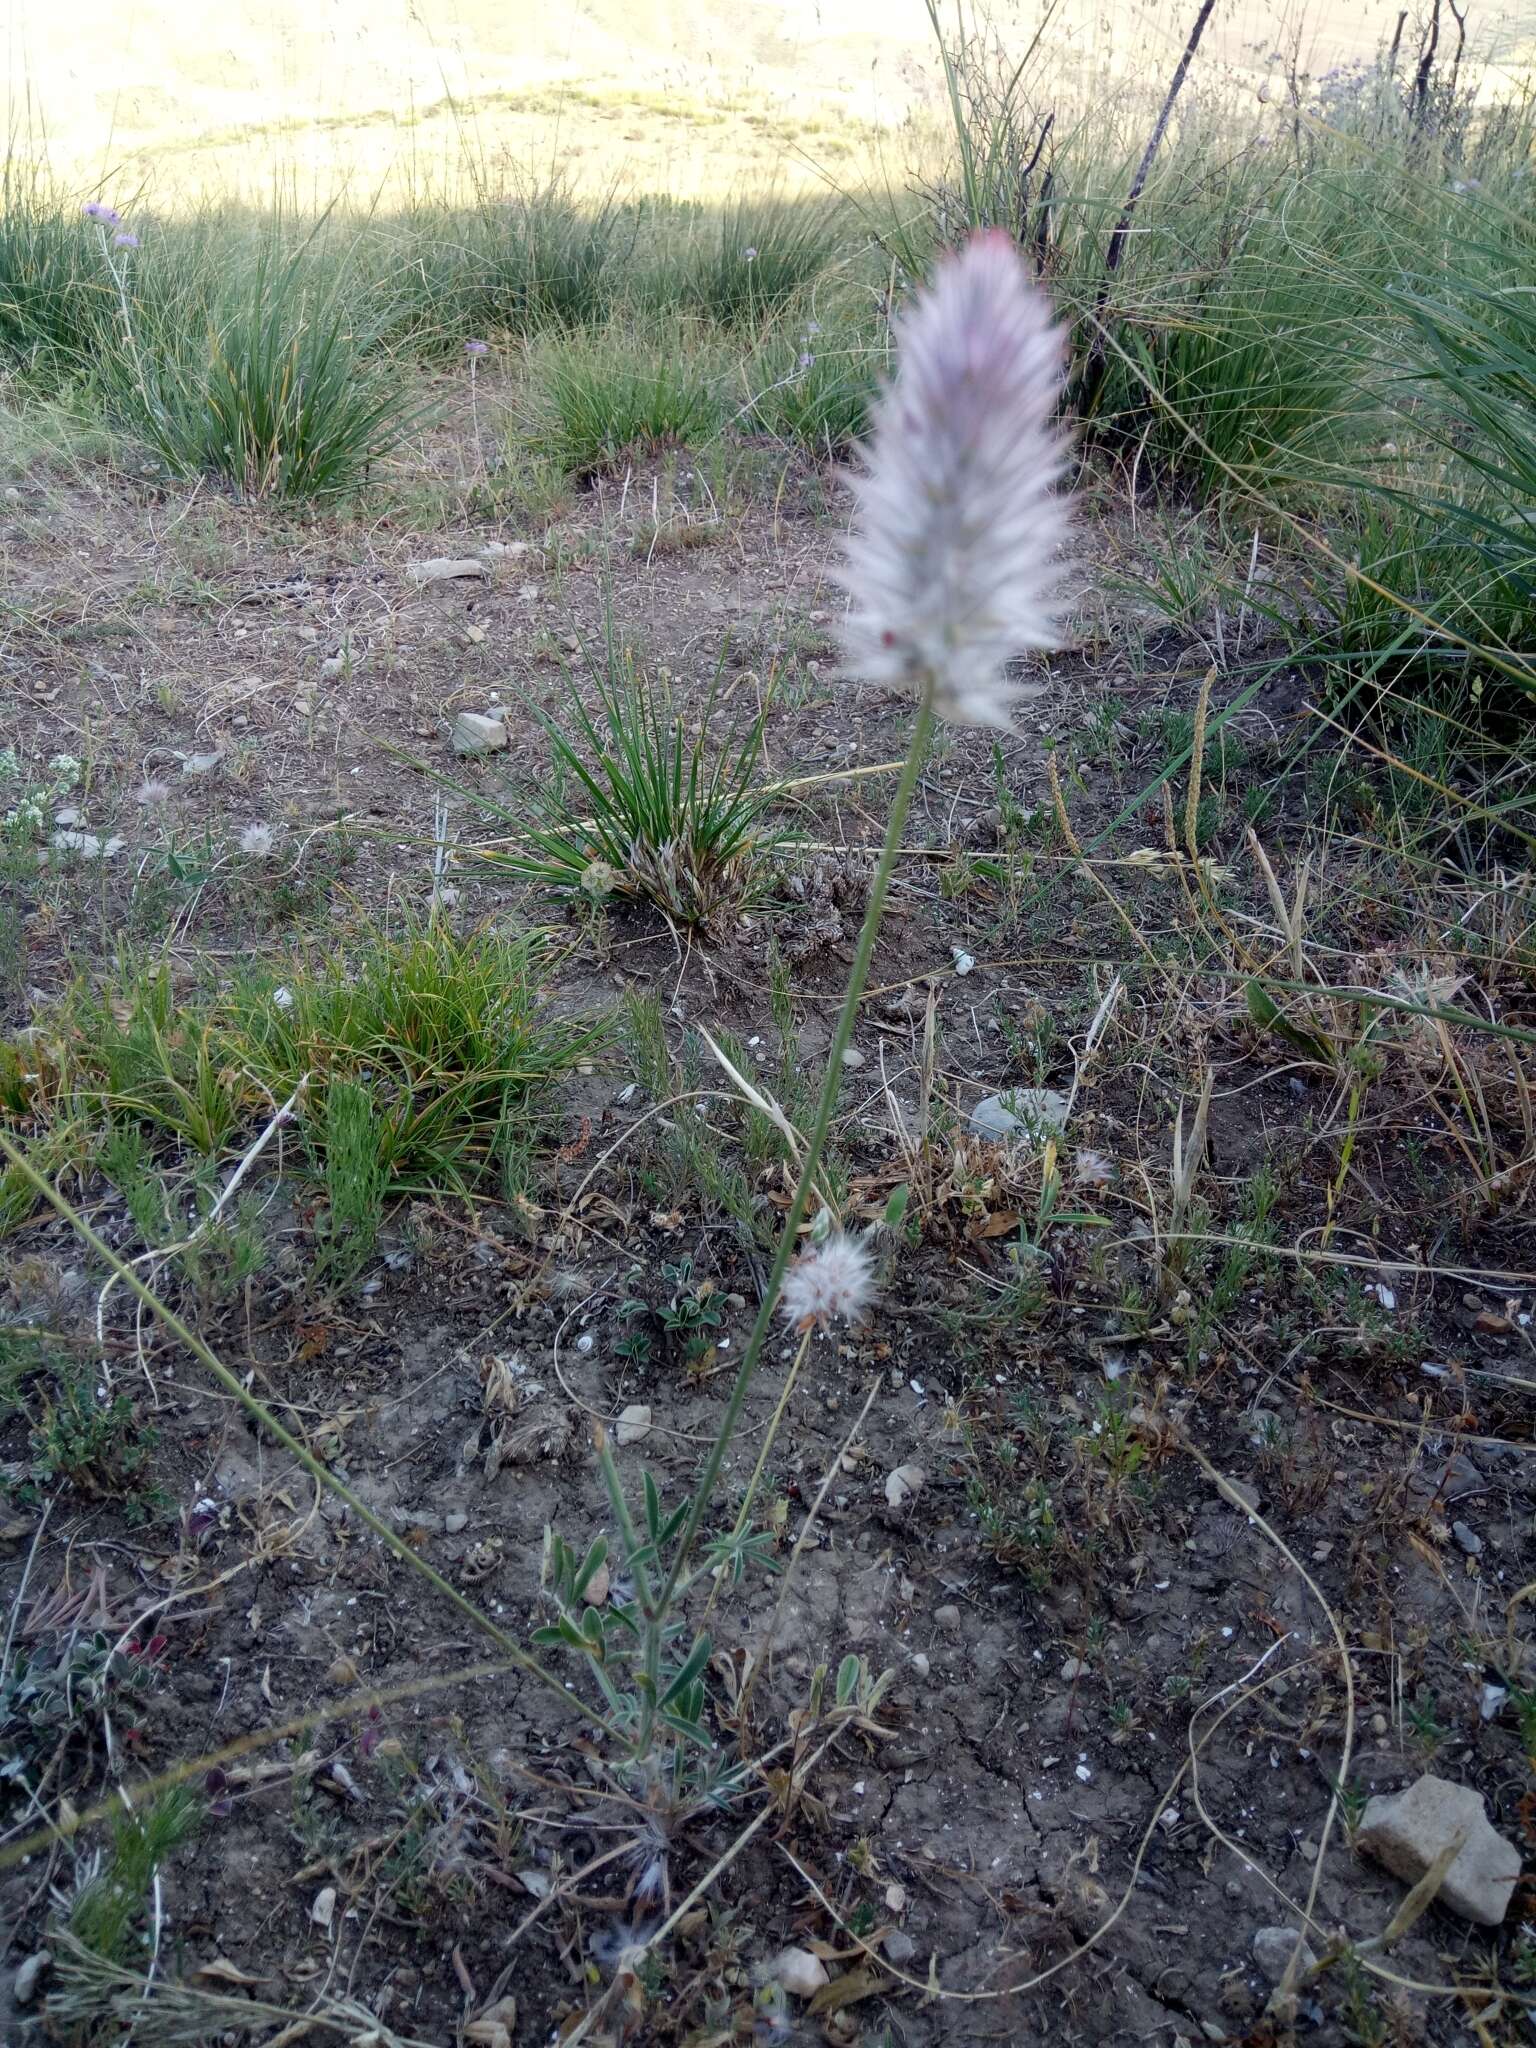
9;0;1533;201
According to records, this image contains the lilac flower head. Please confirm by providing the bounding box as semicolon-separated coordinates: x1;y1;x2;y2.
836;230;1073;731
114;231;140;250
463;338;489;357
82;200;121;224
742;246;757;263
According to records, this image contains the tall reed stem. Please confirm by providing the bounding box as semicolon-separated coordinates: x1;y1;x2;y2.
651;687;936;1615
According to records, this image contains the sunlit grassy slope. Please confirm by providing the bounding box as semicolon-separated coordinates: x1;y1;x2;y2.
9;0;1533;206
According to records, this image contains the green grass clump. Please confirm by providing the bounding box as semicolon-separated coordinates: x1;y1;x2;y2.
204;922;603;1193
1;922;604;1242
681;192;846;326
474;646;781;928
0;165;112;373
101;235;409;497
519;322;728;476
68;1790;203;1966
380;177;633;347
743;315;882;455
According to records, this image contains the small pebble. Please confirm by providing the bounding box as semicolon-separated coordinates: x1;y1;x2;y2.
14;1951;51;2006
934;1603;962;1634
445;1511;469;1535
1452;1520;1483;1556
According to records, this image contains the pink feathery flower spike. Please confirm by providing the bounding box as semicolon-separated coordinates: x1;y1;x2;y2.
837;230;1073;731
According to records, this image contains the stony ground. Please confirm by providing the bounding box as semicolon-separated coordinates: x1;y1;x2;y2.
2;418;1534;2046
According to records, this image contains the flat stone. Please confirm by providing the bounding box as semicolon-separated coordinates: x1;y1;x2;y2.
1252;1925;1317;1986
51;828;125;860
968;1088;1068;1143
1060;1657;1091;1681
1358;1773;1520;1926
1452;1520;1483;1556
409;556;487;584
884;1930;917;1964
452;711;509;756
616;1404;652;1446
934;1603;962;1634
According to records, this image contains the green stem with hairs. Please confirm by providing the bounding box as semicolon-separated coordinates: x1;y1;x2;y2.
652;687;936;1615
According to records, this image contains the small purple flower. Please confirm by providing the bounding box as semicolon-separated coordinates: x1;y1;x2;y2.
797;351;815;370
742;246;757;263
82;200;121;225
114;231;140;250
464;338;489;357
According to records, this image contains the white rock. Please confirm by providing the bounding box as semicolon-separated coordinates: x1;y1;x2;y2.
1358;1773;1520;1926
13;1950;51;2006
409;556;487;584
884;1463;926;1508
969;1088;1069;1142
1060;1657;1091;1681
769;1945;829;1998
51;829;124;860
310;1885;337;1929
910;1652;931;1678
1251;1925;1317;1985
616;1404;652;1446
452;712;509;756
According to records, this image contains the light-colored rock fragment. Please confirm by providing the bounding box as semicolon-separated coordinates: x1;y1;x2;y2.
1252;1925;1317;1985
884;1463;925;1507
452;711;509;756
768;1945;828;1997
616;1403;652;1446
13;1950;51;2006
968;1087;1068;1142
409;556;487;584
1358;1773;1520;1926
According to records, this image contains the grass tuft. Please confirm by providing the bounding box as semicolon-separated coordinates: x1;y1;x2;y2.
472;644;782;928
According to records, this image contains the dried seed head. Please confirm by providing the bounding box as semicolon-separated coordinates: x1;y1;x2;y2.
779;1229;876;1333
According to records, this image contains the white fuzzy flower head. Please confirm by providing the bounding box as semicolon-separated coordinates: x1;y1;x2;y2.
237;822;275;858
1073;1147;1114;1190
837;231;1073;731
134;778;171;807
778;1230;876;1334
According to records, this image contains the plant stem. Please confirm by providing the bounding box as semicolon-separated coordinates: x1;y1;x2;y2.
653;686;936;1614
